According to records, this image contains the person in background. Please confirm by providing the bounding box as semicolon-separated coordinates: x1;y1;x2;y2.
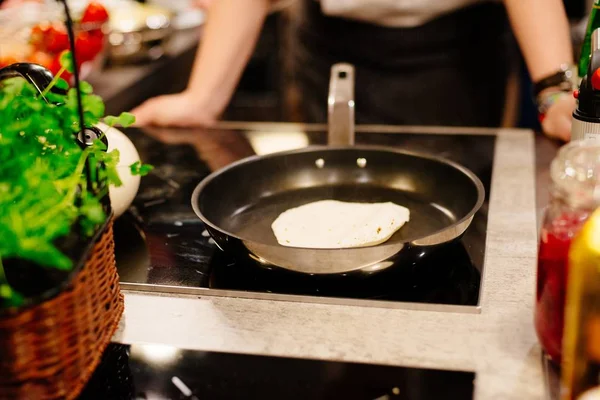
0;0;41;8
132;0;575;141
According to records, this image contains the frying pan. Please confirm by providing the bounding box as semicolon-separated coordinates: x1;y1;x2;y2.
192;64;484;275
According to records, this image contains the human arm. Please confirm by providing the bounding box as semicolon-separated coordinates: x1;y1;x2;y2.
132;0;271;127
0;0;43;9
503;0;576;141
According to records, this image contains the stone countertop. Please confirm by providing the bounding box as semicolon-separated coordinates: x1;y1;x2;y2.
111;123;544;400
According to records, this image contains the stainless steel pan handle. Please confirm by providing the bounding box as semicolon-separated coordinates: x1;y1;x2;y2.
328;63;355;146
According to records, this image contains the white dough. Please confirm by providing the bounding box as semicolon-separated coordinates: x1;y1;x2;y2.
271;200;410;249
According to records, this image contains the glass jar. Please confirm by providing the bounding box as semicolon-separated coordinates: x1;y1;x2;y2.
535;141;600;363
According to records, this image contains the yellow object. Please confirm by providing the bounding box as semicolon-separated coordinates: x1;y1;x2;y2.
562;208;600;399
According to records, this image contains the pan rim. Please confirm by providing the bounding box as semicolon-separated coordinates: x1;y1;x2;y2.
191;145;485;250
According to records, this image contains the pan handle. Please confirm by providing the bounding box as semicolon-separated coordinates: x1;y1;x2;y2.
328;63;355;146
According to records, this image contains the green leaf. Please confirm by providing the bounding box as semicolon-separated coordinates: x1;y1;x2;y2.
79;81;93;94
117;112;136;127
59;50;74;74
82;95;105;119
0;284;24;307
55;78;69;91
92;138;107;151
104;112;136;128
130;161;154;176
106;165;123;187
104;115;118;126
0;284;11;299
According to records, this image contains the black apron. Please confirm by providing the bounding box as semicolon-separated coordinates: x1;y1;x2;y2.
288;1;510;127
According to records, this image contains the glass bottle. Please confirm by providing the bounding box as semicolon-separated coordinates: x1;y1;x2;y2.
561;208;600;400
579;0;600;77
535;141;600;363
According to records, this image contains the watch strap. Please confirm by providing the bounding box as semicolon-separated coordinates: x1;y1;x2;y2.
533;64;577;98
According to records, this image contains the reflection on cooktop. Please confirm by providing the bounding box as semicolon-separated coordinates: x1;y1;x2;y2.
114;216;480;306
115;128;494;308
209;240;480;304
78;343;475;400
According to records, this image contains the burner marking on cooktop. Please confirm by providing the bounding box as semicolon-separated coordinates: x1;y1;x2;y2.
143;198;167;207
167;233;180;238
171;376;194;397
167;179;181;189
175;253;211;263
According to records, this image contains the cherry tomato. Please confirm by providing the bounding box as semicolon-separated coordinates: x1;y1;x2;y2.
46;25;69;54
75;31;103;62
49;56;62;76
81;2;109;25
30;23;70;54
49;55;74;82
30;23;51;51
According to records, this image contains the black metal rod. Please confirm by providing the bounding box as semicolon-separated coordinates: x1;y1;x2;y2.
58;0;86;140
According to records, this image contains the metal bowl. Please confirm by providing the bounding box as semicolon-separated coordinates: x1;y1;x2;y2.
104;1;173;64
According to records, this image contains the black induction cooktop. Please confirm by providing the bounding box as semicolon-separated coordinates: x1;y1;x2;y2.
78;343;476;400
116;127;494;308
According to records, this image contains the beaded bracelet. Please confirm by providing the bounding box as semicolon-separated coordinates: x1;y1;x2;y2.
537;91;571;123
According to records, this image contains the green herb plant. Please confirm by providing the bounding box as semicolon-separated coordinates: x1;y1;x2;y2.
0;51;152;308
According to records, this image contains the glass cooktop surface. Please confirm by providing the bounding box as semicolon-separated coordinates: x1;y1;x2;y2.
78;343;475;400
116;126;495;309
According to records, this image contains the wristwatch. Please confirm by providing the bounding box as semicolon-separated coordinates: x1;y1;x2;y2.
533;64;578;98
534;64;578;122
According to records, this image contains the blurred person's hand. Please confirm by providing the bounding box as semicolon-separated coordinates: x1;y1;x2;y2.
131;92;219;127
541;92;576;142
132;0;270;127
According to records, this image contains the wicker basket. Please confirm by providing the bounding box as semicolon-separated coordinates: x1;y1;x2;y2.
0;219;124;400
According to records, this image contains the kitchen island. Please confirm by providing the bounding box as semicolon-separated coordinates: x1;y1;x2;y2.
90;122;546;400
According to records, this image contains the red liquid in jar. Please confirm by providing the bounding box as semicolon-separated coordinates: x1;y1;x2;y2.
535;212;588;362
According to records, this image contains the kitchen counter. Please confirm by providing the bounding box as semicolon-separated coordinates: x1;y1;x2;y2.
108;123;545;400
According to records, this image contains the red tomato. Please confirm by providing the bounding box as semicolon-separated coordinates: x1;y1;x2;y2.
46;25;69;54
49;55;73;82
49;56;62;76
75;31;103;62
30;23;70;54
30;23;51;51
81;2;109;24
